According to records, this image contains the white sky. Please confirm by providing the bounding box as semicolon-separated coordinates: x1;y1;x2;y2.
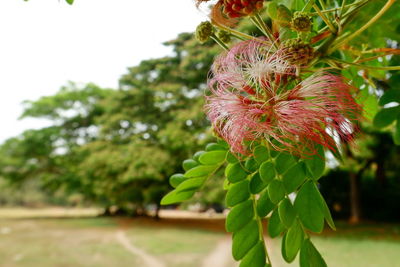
0;0;205;143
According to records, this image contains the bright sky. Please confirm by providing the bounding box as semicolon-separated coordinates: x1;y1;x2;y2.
0;0;205;143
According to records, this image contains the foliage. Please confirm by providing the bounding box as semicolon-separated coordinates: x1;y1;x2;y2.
161;0;400;266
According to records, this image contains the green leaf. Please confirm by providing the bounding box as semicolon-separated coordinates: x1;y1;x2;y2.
300;239;327;267
291;0;305;10
278;198;296;228
193;151;206;162
379;89;400;106
267;179;285;204
312;182;336;231
304;146;325;180
283;220;304;263
227;162;249;183
226;200;254;232
294;181;325;233
373;106;400;128
267;2;292;27
254;145;270;164
267;2;278;19
169;173;186;188
217;139;229;149
226;180;250;207
205;142;227;151
282;163;307;193
250;173;267;194
184;165;217;178
361;93;379;121
268;208;285;238
175;176;206;192
227;151;239;163
199;150;226;165
276;4;292;26
239;241;266;267
160;190;195;205
245;158;259;172
182;159;199;171
275;153;297;174
259;161;276;184
223;177;230;190
232;220;259;260
281;234;290;262
257;190;275;217
270;149;280;158
65;0;74;4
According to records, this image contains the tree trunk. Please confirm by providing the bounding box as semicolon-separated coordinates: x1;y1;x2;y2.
376;160;386;186
154;204;161;220
349;172;361;224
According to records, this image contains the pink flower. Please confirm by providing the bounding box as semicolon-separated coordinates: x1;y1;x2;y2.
205;39;361;156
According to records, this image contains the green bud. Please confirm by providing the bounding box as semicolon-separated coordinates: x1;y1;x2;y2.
291;12;312;32
195;21;214;44
283;39;314;65
216;30;231;44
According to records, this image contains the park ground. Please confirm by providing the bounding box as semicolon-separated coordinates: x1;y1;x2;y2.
0;208;399;267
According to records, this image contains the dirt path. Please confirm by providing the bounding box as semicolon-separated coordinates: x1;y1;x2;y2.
115;230;166;267
201;237;238;267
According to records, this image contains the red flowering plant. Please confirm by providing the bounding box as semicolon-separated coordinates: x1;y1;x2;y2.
162;1;400;266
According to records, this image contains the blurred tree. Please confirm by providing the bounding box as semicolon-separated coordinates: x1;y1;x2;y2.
0;83;112;206
0;33;226;216
77;33;223;215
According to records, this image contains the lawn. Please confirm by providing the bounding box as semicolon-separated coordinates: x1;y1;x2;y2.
0;211;399;267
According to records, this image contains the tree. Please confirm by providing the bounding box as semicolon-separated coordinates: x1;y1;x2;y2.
0;32;227;215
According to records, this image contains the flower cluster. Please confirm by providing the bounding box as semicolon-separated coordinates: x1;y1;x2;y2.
205;39;361;156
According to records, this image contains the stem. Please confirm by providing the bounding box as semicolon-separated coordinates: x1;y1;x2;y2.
340;0;370;22
212;20;256;41
309;1;360;15
326;57;400;70
313;4;337;33
251;194;272;265
254;13;273;36
303;0;316;12
318;0;328;13
328;0;395;53
339;0;347;18
211;34;229;51
365;48;400;55
250;14;277;46
355;55;386;63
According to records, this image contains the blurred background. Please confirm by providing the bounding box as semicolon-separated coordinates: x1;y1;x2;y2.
0;1;399;267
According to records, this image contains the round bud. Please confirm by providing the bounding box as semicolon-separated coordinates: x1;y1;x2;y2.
291;12;312;32
216;30;231;43
283;39;314;65
195;21;214;44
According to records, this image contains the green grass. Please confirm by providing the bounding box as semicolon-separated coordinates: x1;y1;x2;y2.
0;218;136;267
314;237;400;267
127;227;224;254
126;226;226;267
0;216;399;267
